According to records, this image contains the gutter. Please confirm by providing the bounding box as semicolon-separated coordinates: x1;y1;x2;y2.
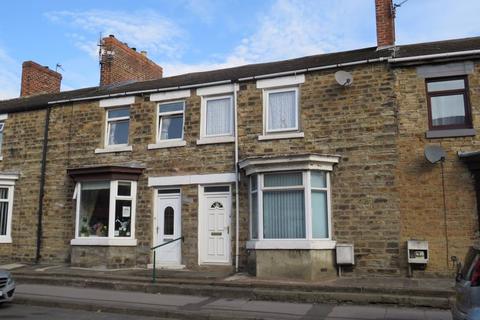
388;49;480;63
36;106;51;263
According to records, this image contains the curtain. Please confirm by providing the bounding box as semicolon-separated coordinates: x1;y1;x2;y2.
108;120;129;145
206;98;232;135
268;91;296;130
431;95;465;126
263;190;305;239
312;190;328;238
0;188;8;236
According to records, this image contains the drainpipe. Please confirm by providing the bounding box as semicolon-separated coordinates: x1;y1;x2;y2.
35;106;51;263
233;83;240;273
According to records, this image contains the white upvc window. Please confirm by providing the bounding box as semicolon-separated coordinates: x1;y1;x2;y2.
264;87;299;133
0;121;5;157
105;107;130;147
157;101;185;142
250;170;331;241
201;95;234;138
0;185;14;243
73;180;137;244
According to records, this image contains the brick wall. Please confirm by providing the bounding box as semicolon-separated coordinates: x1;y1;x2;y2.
100;35;163;86
20;61;62;97
375;0;395;48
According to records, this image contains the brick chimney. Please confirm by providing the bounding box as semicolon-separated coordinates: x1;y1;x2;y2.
20;61;62;97
99;35;163;86
375;0;396;49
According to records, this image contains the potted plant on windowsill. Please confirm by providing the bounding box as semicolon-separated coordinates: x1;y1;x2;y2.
80;217;90;237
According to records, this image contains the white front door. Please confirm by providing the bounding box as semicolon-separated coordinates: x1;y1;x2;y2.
199;186;231;264
156;192;181;266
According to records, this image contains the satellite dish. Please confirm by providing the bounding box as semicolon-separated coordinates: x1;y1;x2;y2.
335;70;353;86
424;145;446;164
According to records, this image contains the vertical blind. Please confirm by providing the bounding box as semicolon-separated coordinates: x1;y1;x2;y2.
268;90;296;131
206;98;232;136
263;190;305;239
311;190;328;238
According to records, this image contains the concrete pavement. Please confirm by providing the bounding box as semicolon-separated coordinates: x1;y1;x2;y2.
13;284;452;320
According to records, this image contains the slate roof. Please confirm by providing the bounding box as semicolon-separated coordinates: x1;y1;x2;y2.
1;36;479;114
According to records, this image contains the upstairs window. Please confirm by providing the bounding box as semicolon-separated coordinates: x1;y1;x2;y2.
426;76;472;130
157;101;184;141
202;96;234;137
106;107;130;146
265;88;299;133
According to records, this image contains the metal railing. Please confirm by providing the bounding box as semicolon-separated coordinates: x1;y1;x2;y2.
150;236;184;283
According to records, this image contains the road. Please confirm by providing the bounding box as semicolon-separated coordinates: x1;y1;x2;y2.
11;284;453;320
0;304;164;320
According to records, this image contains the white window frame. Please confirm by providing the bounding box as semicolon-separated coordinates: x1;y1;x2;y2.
71;180;137;246
249;170;332;242
0;185;14;243
105;106;130;148
156;101;185;143
200;95;234;139
263;87;300;134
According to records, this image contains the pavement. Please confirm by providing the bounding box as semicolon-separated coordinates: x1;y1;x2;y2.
12;284;453;320
9;264;455;309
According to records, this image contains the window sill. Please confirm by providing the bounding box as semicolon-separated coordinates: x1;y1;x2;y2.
70;237;137;246
196;136;235;145
95;145;133;154
148;140;187;150
258;132;305;141
0;236;12;244
246;239;336;250
426;128;476;139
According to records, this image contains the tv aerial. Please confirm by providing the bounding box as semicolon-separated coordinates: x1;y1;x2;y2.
424;145;446;164
335;71;353;87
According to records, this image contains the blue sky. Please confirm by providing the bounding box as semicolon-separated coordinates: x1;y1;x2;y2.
0;0;479;99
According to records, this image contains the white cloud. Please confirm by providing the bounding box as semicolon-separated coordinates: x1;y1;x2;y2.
45;10;185;59
0;48;20;99
164;0;373;76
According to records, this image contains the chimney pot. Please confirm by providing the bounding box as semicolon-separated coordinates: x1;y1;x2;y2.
375;0;396;48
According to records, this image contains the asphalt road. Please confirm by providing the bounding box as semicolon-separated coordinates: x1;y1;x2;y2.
0;304;167;320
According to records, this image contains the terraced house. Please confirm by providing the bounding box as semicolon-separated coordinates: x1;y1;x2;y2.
0;0;479;280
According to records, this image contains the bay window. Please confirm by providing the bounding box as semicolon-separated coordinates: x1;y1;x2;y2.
73;180;137;245
250;171;331;241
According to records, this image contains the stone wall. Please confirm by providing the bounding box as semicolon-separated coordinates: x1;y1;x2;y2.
237;63;401;275
395;62;480;276
0;109;46;263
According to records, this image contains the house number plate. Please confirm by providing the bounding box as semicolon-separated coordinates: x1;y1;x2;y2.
211;232;222;236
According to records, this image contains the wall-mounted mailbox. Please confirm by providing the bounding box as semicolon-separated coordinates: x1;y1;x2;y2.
407;240;428;264
336;243;355;265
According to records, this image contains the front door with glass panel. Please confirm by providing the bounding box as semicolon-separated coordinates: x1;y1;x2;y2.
156;191;181;266
200;186;231;264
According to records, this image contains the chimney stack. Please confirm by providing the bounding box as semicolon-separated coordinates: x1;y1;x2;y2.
99;35;163;86
375;0;396;49
20;61;62;97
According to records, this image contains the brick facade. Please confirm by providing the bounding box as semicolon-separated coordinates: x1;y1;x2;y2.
20;61;62;97
375;0;395;48
100;35;163;86
0;50;478;278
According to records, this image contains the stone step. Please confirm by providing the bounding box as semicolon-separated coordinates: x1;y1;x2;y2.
14;274;454;309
